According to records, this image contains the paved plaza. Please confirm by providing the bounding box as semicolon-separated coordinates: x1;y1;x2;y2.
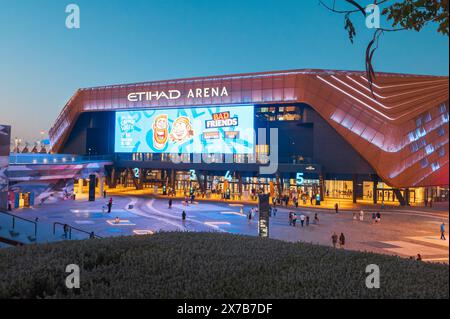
2;190;448;263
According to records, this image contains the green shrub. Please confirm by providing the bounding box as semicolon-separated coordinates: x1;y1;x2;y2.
0;232;448;299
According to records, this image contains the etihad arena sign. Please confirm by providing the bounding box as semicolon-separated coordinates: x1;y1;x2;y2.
127;86;229;102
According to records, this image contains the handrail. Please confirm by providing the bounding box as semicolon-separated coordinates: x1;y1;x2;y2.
53;222;102;239
0;210;37;237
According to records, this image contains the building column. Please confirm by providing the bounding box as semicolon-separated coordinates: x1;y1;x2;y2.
238;173;243;197
352;174;358;204
372;174;379;204
405;188;411;206
99;175;105;197
319;175;325;201
170;169;175;189
77;178;83;194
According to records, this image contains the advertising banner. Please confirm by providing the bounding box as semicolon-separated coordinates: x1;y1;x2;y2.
115;105;255;154
258;194;270;238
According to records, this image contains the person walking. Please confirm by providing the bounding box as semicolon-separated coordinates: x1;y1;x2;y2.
273;207;277;217
314;213;319;225
334;203;339;214
107;197;113;213
182;210;186;222
168;198;173;209
248;210;252;223
331;232;338;248
300;214;306;227
306;216;310;227
359;210;364;222
289;212;293;226
440;223;446;240
292;213;297;227
339;233;346;249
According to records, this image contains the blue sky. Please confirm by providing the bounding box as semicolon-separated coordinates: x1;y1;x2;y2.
0;0;448;142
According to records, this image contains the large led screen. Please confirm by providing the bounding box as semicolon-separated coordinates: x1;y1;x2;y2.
115;105;254;154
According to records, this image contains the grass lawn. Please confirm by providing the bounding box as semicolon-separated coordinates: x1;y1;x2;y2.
0;232;448;299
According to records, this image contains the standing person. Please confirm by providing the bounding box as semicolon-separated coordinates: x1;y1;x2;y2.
372;212;376;222
314;213;319;225
103;190;107;199
300;214;306;227
440;223;446;240
107;198;113;213
417;254;422;261
248;210;252;223
306;216;310;227
63;224;69;239
273;207;277;217
294;197;299;208
331;232;338;248
89;232;95;239
334;203;339;214
359;210;364;222
376;212;381;223
240;207;244;216
168;198;173;209
292;213;297;227
339;233;346;249
289;212;293;226
182;210;186;222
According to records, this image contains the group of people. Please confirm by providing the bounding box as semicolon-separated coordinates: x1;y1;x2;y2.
247;207;258;222
288;212;319;227
331;232;346;249
372;212;382;223
352;210;366;221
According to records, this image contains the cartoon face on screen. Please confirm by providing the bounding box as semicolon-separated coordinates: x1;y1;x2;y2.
170;116;194;144
152;114;169;150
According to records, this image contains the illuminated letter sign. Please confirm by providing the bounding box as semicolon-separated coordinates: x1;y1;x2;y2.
224;171;232;182
127;87;229;102
296;172;304;185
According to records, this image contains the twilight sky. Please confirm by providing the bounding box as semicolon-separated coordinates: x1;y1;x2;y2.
0;0;448;143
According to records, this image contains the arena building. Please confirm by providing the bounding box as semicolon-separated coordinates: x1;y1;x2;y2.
47;69;449;206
